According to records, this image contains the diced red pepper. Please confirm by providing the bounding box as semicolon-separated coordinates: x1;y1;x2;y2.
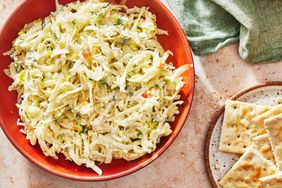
82;49;91;57
158;62;164;69
142;91;152;98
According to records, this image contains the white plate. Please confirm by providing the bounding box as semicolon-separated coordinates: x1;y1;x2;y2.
205;82;282;188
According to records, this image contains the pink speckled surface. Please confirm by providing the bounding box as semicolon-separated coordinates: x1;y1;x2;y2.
1;1;282;188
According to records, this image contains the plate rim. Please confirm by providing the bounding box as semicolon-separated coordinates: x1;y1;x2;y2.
205;81;282;188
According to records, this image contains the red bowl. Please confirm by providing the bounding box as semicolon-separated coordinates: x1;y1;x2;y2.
0;0;195;181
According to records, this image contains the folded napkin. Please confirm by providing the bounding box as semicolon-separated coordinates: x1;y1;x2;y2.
170;0;282;63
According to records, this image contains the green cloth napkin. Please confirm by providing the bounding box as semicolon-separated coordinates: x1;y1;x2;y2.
170;0;282;63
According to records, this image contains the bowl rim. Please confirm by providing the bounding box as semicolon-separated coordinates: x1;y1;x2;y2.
0;0;195;181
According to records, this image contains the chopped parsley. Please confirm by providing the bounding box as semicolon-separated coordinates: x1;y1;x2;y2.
115;18;123;26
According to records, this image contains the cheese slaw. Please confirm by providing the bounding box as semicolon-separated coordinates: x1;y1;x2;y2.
5;0;189;175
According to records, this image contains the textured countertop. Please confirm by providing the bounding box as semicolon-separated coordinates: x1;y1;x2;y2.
1;1;282;188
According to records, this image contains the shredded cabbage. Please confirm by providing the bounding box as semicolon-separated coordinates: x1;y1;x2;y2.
5;0;189;175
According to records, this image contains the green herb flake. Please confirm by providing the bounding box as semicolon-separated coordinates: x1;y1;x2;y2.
98;78;107;85
41;22;46;30
80;124;87;133
102;104;107;109
47;46;53;51
120;38;130;46
98;12;106;18
115;19;123;26
13;64;21;73
128;90;134;96
136;83;142;90
25;111;33;120
47;50;52;57
18;71;25;83
125;85;130;90
68;62;74;68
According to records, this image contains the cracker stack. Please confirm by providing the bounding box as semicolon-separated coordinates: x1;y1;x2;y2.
218;100;282;188
219;100;270;154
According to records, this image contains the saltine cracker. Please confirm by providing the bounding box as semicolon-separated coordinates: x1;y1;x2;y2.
250;134;275;164
219;148;278;188
219;100;270;154
265;114;282;170
260;173;282;188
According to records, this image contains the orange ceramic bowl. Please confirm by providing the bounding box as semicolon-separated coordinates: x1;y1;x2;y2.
0;0;195;181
